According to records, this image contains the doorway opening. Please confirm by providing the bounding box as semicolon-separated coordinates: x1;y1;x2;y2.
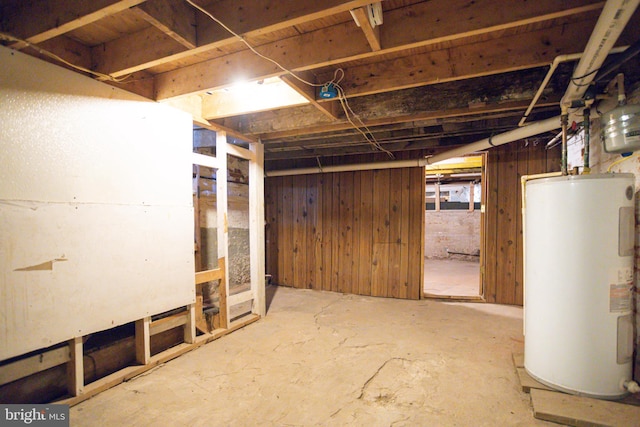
423;156;484;300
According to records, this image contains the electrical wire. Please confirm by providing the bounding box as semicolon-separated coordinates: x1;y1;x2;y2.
184;0;394;158
0;31;130;83
607;152;639;173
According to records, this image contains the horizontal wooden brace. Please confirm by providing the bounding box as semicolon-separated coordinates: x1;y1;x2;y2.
150;313;188;336
195;268;223;284
0;346;70;386
226;143;255;161
228;290;254;306
192;152;219;169
57;314;260;407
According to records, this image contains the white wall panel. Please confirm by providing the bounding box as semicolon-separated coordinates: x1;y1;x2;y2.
0;46;195;361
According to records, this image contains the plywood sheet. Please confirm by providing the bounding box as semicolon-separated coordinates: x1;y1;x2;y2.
0;46;195;361
531;388;640;427
0;203;195;360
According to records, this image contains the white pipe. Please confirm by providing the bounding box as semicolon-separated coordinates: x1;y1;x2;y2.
268;115;560;176
561;0;640;109
519;53;582;127
425;116;561;165
265;158;428;177
519;47;627;127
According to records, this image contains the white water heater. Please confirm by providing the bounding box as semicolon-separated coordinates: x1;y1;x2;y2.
524;174;635;399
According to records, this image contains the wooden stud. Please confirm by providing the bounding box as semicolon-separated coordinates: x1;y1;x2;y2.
184;304;196;343
469;181;475;212
249;139;266;316
216;132;230;328
135;317;151;365
67;337;84;397
217;257;229;328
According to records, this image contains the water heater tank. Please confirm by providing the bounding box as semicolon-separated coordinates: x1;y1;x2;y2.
524;174;635;399
601;103;640;154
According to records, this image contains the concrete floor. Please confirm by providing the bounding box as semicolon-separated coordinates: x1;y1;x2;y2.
71;286;550;426
424;258;480;297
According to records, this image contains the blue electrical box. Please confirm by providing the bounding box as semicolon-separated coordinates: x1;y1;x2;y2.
320;83;338;99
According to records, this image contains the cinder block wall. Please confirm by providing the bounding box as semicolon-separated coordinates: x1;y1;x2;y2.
424;211;480;260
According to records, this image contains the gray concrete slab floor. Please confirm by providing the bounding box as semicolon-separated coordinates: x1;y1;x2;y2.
71;286;550;426
424;258;480;297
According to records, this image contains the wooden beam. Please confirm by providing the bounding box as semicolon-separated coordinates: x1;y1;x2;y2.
316;17;599;98
92;0;374;77
133;0;197;49
280;73;340;120
351;6;381;51
216;133;230;328
249;140;266;317
3;0;148;44
154;0;603;99
0;346;70;386
135;317;151;365
257;97;561;141
66;337;84;397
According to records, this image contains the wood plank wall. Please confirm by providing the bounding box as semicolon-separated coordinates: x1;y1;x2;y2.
265;167;424;299
484;140;561;305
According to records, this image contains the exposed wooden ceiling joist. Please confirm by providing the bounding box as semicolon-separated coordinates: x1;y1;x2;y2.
154;0;604;99
132;0;197;49
1;0;148;44
90;0;375;77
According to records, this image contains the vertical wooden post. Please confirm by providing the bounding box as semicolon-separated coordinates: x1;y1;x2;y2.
249;140;266;317
435;182;441;211
67;337;84;397
184;303;196;343
135;317;151;365
216;132;230;328
469;181;475;212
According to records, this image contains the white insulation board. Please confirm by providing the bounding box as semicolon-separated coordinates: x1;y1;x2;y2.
0;46;195;361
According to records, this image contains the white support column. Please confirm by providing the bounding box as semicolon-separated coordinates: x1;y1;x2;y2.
216;132;231;328
67;337;84;397
135;316;151;365
249;140;266;317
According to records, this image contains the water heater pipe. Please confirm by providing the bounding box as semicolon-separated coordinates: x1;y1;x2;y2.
561;0;640;110
518;47;628;127
583;108;591;173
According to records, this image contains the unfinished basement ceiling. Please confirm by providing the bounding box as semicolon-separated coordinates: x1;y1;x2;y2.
2;0;640;169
